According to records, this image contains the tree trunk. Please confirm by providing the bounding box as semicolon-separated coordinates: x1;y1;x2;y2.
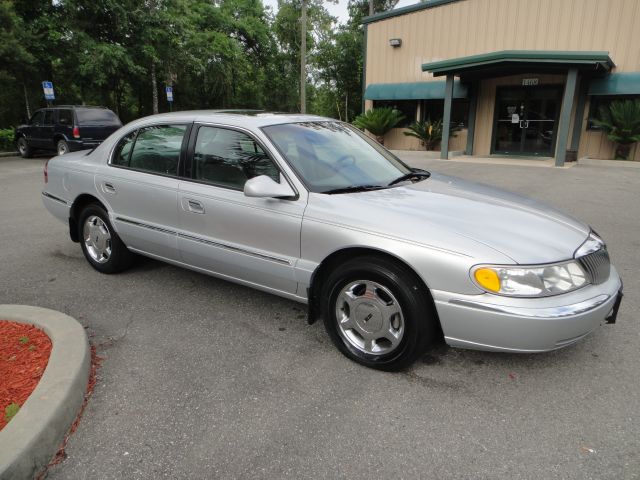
151;63;159;114
615;144;632;160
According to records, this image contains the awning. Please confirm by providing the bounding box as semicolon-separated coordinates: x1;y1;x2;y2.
422;50;615;78
364;80;468;101
588;72;640;95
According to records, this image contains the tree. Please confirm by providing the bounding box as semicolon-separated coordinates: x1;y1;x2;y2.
592;99;640;160
403;118;460;151
353;107;404;144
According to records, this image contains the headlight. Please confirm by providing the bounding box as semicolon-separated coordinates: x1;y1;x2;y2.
472;261;589;297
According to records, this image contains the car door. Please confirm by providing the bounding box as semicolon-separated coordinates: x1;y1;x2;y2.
177;124;305;295
95;123;190;262
25;110;44;148
38;109;55;150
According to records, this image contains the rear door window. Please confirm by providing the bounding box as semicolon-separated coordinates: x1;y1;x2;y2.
126;125;187;176
76;109;121;126
58;109;73;126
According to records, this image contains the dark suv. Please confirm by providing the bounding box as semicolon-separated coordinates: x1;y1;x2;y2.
16;106;122;157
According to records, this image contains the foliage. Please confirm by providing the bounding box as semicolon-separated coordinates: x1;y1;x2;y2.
0;128;15;151
4;402;20;423
0;0;403;129
592;99;640;160
403;118;460;151
353;107;405;144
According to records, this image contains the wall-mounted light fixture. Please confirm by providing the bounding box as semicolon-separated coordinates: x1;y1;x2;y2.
389;38;402;48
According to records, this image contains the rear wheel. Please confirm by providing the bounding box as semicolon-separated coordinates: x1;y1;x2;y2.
78;204;134;274
321;255;437;371
17;137;33;158
57;139;70;155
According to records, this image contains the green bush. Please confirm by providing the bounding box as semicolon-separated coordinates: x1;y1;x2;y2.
353;108;405;145
0;128;16;151
592;99;640;160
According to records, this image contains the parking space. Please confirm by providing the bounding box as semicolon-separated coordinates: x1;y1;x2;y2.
0;155;638;479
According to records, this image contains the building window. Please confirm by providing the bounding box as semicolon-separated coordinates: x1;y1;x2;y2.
421;99;470;127
372;100;417;128
587;95;640;130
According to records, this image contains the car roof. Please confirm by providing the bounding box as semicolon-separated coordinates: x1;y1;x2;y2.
124;110;333;129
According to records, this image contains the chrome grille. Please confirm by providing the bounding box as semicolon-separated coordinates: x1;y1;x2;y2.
578;248;610;285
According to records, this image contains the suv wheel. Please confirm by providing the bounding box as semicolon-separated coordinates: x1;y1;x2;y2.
17;137;33;158
57;140;70;155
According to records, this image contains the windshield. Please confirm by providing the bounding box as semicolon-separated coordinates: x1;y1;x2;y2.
262;121;412;193
75;108;121;125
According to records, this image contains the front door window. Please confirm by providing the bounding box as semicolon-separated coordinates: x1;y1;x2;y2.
493;86;563;156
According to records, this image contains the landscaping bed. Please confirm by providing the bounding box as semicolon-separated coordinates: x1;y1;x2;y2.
0;320;52;431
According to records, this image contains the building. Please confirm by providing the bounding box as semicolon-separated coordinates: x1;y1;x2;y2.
362;0;640;164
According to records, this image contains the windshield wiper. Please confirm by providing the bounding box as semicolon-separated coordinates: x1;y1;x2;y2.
321;185;386;195
388;169;431;186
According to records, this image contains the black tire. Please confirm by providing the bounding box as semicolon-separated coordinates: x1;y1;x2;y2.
17;137;33;158
321;255;437;371
57;139;70;155
78;203;134;274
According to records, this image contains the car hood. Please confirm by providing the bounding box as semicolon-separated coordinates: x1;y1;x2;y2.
305;173;590;264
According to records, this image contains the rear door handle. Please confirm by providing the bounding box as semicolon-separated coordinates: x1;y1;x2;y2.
102;182;116;194
185;199;205;214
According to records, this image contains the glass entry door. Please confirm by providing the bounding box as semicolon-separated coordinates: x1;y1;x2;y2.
492;86;563;156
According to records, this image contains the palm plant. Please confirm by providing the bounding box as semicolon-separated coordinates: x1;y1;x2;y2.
402;118;460;151
592;99;640;160
353;108;405;145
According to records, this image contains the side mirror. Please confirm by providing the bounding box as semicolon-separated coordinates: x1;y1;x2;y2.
244;175;295;199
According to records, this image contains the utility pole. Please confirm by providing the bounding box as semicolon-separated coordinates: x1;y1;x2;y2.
369;0;374;15
300;0;307;113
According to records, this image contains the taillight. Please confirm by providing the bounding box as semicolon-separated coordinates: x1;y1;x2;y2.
73;126;80;138
44;159;50;184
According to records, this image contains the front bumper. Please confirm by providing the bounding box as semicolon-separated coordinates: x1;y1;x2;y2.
433;266;622;352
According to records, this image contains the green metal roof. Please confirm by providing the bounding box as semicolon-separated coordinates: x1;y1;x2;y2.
422;50;615;76
364;81;468;100
362;0;465;25
588;72;640;95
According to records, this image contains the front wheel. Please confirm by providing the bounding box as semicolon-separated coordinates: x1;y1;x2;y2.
321;256;437;371
78;204;134;274
17;137;33;158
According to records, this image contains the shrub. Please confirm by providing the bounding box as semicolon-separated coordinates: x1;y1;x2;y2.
592;99;640;160
353;108;405;145
0;128;15;151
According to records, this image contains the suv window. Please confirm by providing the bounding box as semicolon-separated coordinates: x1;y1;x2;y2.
192;126;280;189
125;125;186;175
30;111;44;125
58;109;73;126
43;110;54;125
76;108;121;125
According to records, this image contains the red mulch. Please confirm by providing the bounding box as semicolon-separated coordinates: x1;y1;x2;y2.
0;320;52;431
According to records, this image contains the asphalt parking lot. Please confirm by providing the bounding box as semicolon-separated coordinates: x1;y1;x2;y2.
1;155;638;479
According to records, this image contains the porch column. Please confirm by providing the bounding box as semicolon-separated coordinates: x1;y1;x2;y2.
465;81;479;155
570;78;590;152
441;74;455;159
555;68;579;166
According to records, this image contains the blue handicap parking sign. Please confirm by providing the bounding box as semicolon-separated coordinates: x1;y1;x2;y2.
166;86;173;102
42;81;55;100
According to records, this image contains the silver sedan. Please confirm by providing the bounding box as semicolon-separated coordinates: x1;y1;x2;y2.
41;111;623;370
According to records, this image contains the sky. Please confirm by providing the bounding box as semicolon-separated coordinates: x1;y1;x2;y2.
262;0;418;24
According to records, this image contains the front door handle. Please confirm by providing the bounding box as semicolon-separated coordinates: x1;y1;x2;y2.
185;199;205;214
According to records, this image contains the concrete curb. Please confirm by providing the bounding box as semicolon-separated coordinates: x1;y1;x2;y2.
0;305;90;480
0;152;19;158
578;156;640;169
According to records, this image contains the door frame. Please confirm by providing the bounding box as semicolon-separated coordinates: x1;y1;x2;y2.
490;84;564;157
